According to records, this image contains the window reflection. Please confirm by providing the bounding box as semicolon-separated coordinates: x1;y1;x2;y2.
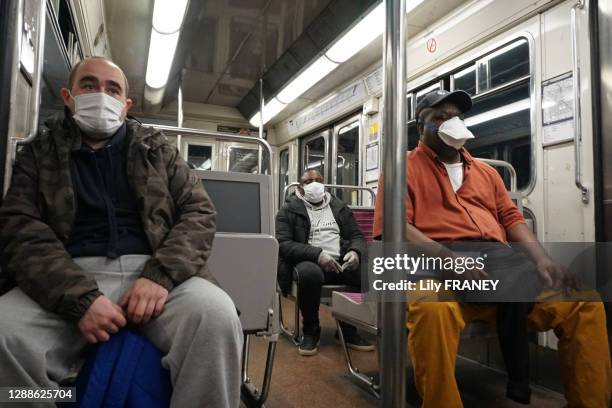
304;136;326;177
416;83;441;106
228;147;259;173
336;122;359;204
453;66;476;95
187;144;213;171
464;81;531;190
279;149;289;204
478;39;529;92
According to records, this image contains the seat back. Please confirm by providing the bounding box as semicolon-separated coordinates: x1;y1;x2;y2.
197;171;279;334
351;207;375;243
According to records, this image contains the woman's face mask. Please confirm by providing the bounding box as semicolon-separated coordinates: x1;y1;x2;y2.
425;116;475;150
72;92;125;139
303;181;325;203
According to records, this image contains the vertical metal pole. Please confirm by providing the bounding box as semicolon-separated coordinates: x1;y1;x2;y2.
176;70;184;152
380;0;407;407
258;78;264;173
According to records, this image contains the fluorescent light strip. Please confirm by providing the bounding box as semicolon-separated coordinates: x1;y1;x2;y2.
145;29;180;89
326;3;384;63
249;98;287;127
250;0;430;126
276;56;339;104
464;98;530;127
145;0;188;89
153;0;189;34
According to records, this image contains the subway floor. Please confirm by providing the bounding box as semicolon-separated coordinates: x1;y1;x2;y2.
242;297;565;408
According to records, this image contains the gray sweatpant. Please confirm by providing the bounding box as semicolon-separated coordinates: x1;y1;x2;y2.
0;255;243;408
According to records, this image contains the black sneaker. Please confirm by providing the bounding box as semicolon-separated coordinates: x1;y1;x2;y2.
299;332;320;356
336;328;375;352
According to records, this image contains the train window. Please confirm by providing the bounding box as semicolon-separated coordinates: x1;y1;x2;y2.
407;121;419;150
304;136;326;177
464;80;531;190
228;147;259;173
336;121;359;205
279;148;289;204
407;94;414;120
187;144;213;170
477;39;529;92
452;66;476;95
509;142;531;189
416;83;440;106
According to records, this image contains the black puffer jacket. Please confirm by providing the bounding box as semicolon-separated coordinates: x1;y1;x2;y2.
275;193;366;295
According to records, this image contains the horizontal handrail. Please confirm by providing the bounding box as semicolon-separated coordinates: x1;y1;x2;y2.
476;158;517;193
282;182;376;203
143;124;273;175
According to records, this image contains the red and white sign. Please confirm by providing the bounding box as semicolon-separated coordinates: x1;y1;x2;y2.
426;37;437;53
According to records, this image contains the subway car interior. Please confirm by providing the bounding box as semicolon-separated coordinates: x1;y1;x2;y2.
0;0;611;406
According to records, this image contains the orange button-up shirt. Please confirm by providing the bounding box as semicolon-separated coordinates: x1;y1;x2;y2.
372;142;525;243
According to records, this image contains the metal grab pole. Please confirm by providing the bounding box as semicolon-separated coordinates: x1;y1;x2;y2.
258;78;264;173
176;70;184;152
380;0;407;407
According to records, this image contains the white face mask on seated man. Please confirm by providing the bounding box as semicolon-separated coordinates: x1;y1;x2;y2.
437;116;475;150
303;181;325;203
72;92;126;139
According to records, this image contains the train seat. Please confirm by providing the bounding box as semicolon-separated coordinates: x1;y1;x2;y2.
197;171;280;407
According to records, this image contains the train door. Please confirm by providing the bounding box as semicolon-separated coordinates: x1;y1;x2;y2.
277;140;298;207
300;129;330;182
331;114;361;206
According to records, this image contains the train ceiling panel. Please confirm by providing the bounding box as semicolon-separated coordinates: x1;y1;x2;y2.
104;0;335;113
103;0;470;120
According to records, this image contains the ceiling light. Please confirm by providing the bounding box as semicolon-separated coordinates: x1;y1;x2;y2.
464;99;530;127
326;3;384;63
145;29;180;89
152;0;189;34
276;56;339;104
250;0;426;125
250;98;287;127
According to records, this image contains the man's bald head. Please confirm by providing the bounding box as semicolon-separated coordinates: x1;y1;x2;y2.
60;56;133;134
68;56;129;97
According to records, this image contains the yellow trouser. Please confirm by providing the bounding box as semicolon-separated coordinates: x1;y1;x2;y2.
407;286;612;408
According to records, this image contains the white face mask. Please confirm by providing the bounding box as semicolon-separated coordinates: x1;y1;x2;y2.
303;182;325;203
72;92;125;139
437;116;475;150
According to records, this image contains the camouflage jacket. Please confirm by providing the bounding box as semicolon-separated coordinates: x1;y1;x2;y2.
0;115;217;321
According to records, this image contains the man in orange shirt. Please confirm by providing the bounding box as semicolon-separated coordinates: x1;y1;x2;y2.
373;89;611;407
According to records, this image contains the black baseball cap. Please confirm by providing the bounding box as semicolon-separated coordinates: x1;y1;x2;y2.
415;89;472;122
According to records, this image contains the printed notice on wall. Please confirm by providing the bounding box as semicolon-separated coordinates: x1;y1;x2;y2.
365;143;379;182
542;73;574;146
